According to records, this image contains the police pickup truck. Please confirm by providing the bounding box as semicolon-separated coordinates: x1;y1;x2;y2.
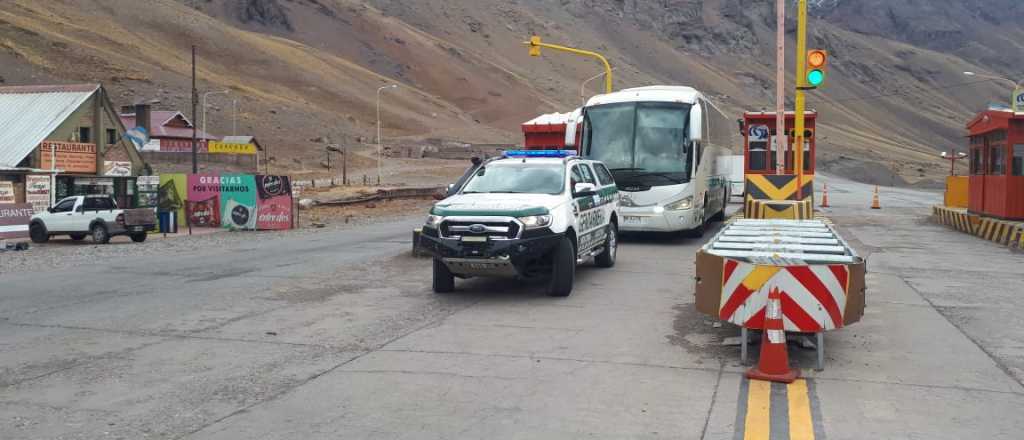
419;150;620;297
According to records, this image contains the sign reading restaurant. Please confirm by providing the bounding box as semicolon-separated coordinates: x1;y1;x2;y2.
39;141;97;173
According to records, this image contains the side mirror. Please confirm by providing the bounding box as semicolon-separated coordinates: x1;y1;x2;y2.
689;104;703;141
573;182;597;197
446;183;454;192
47;207;54;213
75;206;84;213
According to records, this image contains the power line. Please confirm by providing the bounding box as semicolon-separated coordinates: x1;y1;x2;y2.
806;79;994;104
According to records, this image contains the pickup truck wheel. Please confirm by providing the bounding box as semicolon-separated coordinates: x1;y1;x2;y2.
548;236;576;297
69;234;86;241
29;223;49;243
595;223;617;268
432;258;455;293
130;233;147;243
91;224;110;244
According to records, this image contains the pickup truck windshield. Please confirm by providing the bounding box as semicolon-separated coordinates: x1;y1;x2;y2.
583;102;692;186
461;163;565;195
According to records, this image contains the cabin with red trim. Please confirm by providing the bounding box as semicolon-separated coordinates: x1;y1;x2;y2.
967;109;1024;220
740;111;817;176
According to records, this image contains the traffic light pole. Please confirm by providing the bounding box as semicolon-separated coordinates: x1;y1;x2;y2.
794;0;809;200
775;0;786;175
525;36;613;93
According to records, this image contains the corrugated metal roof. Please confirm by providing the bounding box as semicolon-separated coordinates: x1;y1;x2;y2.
0;84;99;167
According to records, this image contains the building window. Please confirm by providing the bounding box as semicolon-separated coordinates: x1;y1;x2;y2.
971;147;985;175
107;129;117;145
78;127;91;143
1013;144;1024;176
990;145;1005;175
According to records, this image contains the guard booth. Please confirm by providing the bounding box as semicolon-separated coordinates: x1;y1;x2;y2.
967;110;1024;220
739;111;817;218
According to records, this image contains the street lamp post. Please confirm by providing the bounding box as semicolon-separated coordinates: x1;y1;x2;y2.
964;72;1024;109
232;99;238;136
376;84;398;186
580;67;617;105
202;90;230;138
941;149;968;176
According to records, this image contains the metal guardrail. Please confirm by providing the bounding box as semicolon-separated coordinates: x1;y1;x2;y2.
314;186;445;207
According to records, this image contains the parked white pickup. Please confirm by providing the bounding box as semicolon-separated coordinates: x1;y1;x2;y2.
29;195;156;244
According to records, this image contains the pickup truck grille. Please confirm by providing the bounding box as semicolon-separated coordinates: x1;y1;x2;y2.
440;220;520;240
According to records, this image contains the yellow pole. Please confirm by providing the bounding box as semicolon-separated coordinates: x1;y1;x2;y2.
794;0;808;200
526;36;613;93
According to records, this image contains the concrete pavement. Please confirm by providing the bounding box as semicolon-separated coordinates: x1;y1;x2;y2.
2;176;1023;439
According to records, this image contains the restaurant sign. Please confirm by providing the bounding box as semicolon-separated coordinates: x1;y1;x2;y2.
39;141;97;173
0;203;33;239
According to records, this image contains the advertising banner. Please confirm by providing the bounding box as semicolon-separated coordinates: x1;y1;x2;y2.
103;161;132;177
0;182;14;203
0;203;33;239
1014;87;1024;113
220;174;257;230
25;176;51;213
157;173;291;231
256;175;292;230
187;174;222;227
158;174;187;226
209;141;256;155
158;139;208;153
39;141;97;173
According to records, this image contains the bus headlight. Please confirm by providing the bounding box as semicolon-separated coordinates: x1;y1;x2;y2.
425;214;443;228
518;214;552;230
665;196;693;211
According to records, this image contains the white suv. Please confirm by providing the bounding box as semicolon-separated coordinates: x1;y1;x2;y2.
419;150;620;297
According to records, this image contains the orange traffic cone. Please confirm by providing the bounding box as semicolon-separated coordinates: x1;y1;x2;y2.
746;287;799;383
871;185;881;209
820;183;831;208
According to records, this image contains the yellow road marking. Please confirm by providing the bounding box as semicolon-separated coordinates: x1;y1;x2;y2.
788;379;815;440
744;380;771;440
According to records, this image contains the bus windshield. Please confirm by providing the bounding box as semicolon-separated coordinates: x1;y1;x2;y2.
582;102;693;186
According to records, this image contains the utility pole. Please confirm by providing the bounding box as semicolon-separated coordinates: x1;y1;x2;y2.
775;0;786;174
191;45;198;174
794;0;809;200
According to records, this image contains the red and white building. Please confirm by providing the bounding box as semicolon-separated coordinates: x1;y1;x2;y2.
119;107;218;153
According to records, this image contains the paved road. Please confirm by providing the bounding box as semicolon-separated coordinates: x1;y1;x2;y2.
1;177;1023;439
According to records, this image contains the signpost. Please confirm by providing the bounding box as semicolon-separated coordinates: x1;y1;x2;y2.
25;176;50;213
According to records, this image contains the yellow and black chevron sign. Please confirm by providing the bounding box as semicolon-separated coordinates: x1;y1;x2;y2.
745;198;814;220
745;174;815;203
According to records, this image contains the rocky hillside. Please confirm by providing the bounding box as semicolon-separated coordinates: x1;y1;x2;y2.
1;0;1021;184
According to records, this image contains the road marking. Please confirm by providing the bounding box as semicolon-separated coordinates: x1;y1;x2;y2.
744;379;771;440
788;379;815;440
737;377;824;439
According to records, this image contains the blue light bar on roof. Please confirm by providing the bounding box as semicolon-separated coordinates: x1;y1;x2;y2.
503;149;577;158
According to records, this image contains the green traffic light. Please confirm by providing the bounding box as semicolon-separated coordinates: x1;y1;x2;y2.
807;69;825;86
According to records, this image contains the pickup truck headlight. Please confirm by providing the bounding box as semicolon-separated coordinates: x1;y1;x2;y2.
665;196;693;211
518;214;552;230
424;215;443;228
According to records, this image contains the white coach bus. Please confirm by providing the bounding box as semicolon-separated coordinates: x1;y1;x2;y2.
576;86;736;236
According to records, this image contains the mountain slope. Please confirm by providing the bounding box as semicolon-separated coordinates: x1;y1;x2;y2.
1;0;1020;184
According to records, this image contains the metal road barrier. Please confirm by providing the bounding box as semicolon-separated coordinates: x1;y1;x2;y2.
316;186;445;207
932;205;1024;251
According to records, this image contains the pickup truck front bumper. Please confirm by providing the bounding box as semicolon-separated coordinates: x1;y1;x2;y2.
419;227;562;277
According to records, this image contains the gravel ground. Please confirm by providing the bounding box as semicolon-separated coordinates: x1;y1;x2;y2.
0;198;435;274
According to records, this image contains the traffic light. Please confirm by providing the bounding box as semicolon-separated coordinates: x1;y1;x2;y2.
805;49;828;87
528;36;542;57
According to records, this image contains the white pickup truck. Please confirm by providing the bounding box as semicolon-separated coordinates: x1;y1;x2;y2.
29;195;157;244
